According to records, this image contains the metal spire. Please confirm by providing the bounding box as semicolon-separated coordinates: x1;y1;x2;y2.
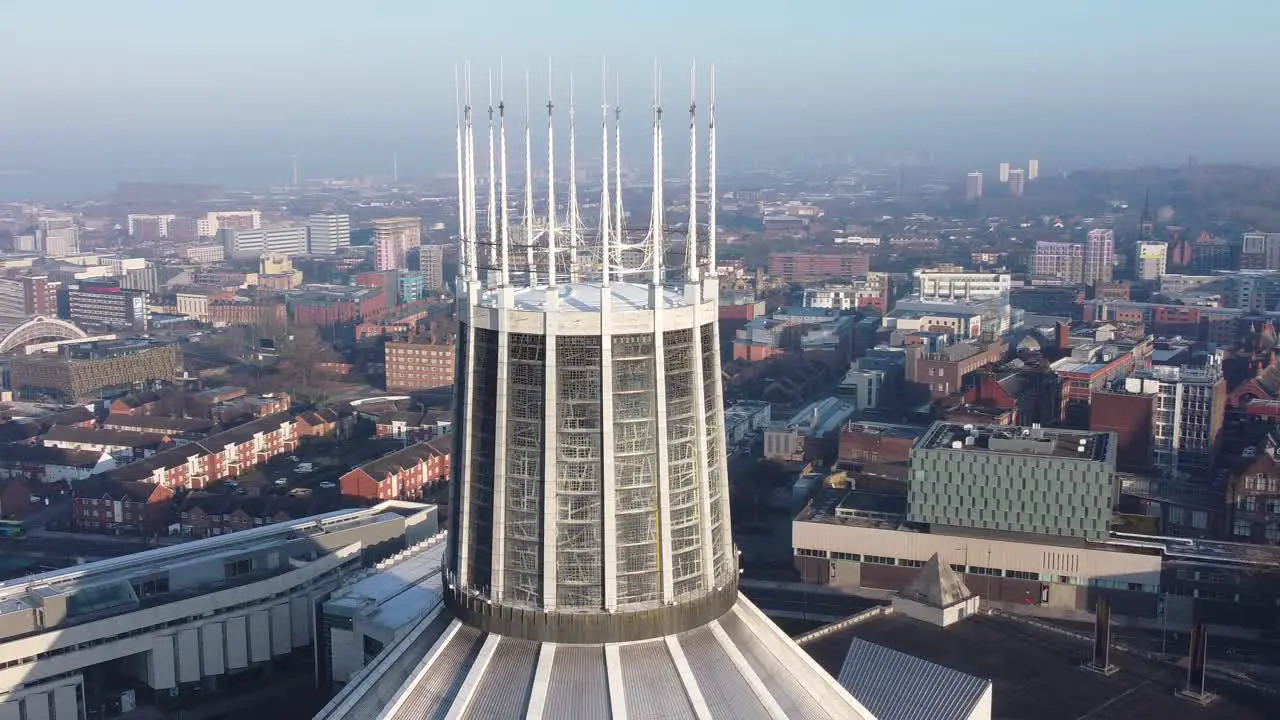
686;63;698;283
465;64;478;282
708;65;717;275
454;66;466;269
524;72;536;286
546;61;558;286
614;74;624;280
599;59;611;287
499;62;511;286
568;73;580;282
650;64;664;287
487;69;498;268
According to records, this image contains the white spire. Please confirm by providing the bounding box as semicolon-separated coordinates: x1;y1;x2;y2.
487;69;498;269
465;64;478;282
546;61;558;287
568;73;579;282
614;75;624;279
650;65;664;287
524;73;536;286
454;66;466;273
708;65;717;275
499;63;511;286
686;62;698;283
599;59;611;287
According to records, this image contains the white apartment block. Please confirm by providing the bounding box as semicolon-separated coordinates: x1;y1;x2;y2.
917;269;1012;301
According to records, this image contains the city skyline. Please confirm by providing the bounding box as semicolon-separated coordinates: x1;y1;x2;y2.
3;1;1280;198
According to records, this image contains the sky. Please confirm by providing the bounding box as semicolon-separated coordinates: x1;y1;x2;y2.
2;0;1279;198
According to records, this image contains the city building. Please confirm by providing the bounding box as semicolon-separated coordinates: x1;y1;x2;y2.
383;333;456;392
1240;231;1280;270
419;243;444;291
906;339;1007;400
965;171;983;201
1032;241;1084;285
1084;229;1115;285
1135;241;1168;281
71;477;175;533
180;243;225;264
65;281;148;331
802;276;890;312
917;267;1011;301
258;254;303;288
1234;269;1280;312
314;80;877;717
220;225;308;259
286;284;387;326
0;444;115;484
397;269;424;303
37;215;80;257
9;339;181;402
42;425;169;464
768;252;871;283
371;217;421;271
197;209;262;237
1007;168;1025;197
909;422;1118;540
0;274;59;319
339;435;452;502
1228;429;1280;545
998;162;1010;183
0;501;437;720
1122;365;1226;478
1027;157;1039;180
722;400;772;447
126;213;177;240
763;397;857;463
308;213;351;255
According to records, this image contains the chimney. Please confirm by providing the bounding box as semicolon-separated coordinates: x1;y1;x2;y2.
1056;322;1071;350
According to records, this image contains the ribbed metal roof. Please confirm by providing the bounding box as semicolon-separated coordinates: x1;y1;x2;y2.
837;638;990;720
361;595;875;720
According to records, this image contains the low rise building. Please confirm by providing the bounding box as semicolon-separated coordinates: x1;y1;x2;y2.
384;333;456;392
72;477;174;534
0;444;115;483
763;397;857;463
103;413;214;438
178;491;326;538
9;340;181;403
339;436;452;502
42;426;170;464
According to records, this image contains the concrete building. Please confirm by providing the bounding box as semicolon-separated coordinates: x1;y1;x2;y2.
0;502;437;720
1123;365;1226;478
722;400;772;447
197;210;261;237
837;367;885;412
1027;158;1039;180
220;225;308;259
998;162;1010;183
965;171;983;201
1136;241;1168;281
1240;231;1280;270
419;243;444;291
1032;241;1084;285
65;284;148;331
768;252;871;283
1234;269;1280;312
372;218;421;272
308;213;351;255
908;422;1118;541
1084;229;1115;285
764;397;857;463
1007;168;1025;197
126;213;177;240
917;268;1011;301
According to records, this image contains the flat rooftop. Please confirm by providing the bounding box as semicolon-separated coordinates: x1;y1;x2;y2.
476;280;695;313
804;612;1272;720
917;422;1111;462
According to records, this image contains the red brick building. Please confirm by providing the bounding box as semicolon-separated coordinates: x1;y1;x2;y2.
73;478;174;534
1089;391;1153;471
384;335;456;392
340;435;451;502
768;252;871;283
208;299;286;327
287;286;387;327
179;492;318;538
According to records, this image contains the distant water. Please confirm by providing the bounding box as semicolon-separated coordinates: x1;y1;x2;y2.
0;170;122;203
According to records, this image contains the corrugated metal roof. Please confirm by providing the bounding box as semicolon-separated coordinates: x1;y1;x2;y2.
837;638;989;720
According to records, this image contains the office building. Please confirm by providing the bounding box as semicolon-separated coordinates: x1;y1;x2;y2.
397;269;424;303
0;502;437;720
308;213;351;255
1027;158;1039;180
965;171;983;200
220;225;308;259
1241;231;1280;269
197;210;261;237
419;242;444;291
1136;241;1168;281
181;243;225;264
908;422;1118;540
37;215;80;257
998;162;1010;183
312;74;877;719
1123;366;1225;478
1084;229;1115;285
768;252;871;282
126;213;176;240
1007;168;1025;197
375;232;403;270
917;267;1011;301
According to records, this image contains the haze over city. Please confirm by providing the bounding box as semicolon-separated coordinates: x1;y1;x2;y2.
3;0;1280;198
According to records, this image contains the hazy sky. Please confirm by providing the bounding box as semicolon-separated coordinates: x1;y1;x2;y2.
2;0;1279;198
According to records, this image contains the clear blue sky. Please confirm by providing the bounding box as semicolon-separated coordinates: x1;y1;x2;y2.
2;0;1278;195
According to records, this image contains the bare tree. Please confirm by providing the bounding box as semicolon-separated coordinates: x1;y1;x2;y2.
278;326;334;390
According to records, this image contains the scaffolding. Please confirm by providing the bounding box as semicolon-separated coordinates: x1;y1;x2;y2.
612;333;662;606
555;336;604;608
503;333;546;606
